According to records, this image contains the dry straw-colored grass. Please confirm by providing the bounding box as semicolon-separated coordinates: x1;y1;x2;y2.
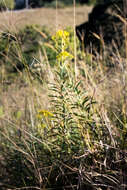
0;5;92;32
0;2;127;189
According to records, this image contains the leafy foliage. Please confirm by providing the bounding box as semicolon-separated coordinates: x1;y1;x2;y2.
0;25;56;74
0;0;15;10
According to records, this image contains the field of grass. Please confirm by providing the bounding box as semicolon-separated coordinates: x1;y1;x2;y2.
0;5;92;32
0;4;127;190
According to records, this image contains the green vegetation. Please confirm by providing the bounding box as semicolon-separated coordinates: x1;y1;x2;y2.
29;0;109;7
0;8;127;190
0;0;106;11
29;0;97;7
0;25;56;75
0;0;15;10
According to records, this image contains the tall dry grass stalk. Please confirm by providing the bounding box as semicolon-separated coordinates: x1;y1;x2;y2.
73;0;77;79
55;0;58;32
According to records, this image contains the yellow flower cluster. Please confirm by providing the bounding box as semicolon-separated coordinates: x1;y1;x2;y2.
57;51;73;62
38;110;53;118
52;29;69;41
52;30;70;51
52;29;73;63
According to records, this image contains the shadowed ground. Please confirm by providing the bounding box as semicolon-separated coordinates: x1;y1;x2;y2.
76;0;127;54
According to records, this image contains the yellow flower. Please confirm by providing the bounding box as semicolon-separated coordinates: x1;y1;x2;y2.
57;51;73;62
38;110;54;117
52;30;69;40
58;30;69;39
52;29;73;64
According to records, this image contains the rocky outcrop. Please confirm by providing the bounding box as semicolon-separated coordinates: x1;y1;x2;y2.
76;0;127;54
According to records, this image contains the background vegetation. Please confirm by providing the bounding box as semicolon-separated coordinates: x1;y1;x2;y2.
0;0;105;10
0;0;15;10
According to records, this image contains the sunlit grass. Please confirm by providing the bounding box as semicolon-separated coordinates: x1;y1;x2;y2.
0;6;127;190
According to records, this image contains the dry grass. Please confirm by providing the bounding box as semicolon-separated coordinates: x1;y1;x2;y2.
0;5;92;33
0;4;127;189
0;5;92;121
0;73;50;122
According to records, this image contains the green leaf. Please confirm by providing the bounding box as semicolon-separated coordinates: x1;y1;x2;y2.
0;106;4;117
16;111;22;120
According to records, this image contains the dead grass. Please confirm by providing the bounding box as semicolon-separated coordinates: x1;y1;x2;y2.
0;5;92;33
0;73;50;122
0;5;92;122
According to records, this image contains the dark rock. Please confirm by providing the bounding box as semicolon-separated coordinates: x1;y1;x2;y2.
76;0;127;55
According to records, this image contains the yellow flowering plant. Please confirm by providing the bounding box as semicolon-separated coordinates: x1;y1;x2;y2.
38;109;54;118
56;51;73;62
37;109;53;137
52;29;73;65
36;29;104;159
52;29;70;50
